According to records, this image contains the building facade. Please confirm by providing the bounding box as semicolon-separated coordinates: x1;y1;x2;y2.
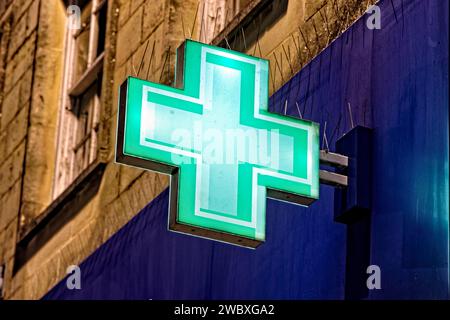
1;0;447;300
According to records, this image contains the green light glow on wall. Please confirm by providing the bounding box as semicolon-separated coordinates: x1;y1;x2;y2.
116;40;319;248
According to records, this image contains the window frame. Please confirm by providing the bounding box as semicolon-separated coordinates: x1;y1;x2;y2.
53;0;107;199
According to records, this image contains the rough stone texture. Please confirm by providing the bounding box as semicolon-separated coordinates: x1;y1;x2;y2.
0;142;25;196
117;0;131;28
116;6;142;66
97;162;120;208
242;0;377;94
7;10;28;61
5;102;29;156
19;0;65;228
131;0;145;14
1;81;21;128
0;0;13;18
4;32;35;94
0;0;38;300
0;180;20;232
142;0;166;41
0;0;376;299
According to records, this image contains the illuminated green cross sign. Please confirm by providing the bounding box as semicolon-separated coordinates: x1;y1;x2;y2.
116;40;319;248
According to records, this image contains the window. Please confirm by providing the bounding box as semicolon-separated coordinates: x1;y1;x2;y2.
199;0;252;44
53;0;107;198
0;31;4;130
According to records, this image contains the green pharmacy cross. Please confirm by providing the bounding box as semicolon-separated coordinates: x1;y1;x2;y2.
116;40;319;248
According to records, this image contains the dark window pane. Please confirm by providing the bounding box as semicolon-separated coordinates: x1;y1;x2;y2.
96;3;107;57
73;1;92;83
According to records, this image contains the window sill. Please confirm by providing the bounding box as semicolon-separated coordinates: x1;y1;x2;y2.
14;160;106;273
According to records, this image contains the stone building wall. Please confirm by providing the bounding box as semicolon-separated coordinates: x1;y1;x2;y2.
0;0;376;299
0;0;43;300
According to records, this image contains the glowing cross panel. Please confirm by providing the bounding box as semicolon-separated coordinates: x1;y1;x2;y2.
116;40;319;248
